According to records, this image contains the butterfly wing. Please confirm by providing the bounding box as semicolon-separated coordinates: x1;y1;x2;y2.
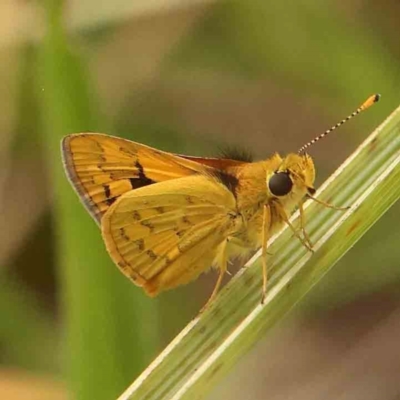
101;175;242;296
179;155;247;169
61;133;212;225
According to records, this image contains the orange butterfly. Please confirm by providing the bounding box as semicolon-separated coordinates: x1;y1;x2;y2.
61;94;379;310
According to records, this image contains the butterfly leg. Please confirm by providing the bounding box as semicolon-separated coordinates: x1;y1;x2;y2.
261;205;271;304
298;200;313;249
307;194;349;211
200;241;228;313
275;203;313;252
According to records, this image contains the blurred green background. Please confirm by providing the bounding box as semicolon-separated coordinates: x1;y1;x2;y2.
0;1;399;399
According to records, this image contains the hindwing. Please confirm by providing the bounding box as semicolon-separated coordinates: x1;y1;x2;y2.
101;175;241;295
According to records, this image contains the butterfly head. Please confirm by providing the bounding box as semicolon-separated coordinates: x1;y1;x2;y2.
266;94;380;201
267;153;316;199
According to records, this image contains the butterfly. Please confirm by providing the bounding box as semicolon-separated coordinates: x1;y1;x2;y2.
61;94;379;310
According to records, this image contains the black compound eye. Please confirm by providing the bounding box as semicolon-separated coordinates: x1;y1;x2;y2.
268;172;293;196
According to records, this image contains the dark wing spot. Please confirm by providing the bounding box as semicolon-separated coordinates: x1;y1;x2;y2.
104;184;116;206
174;226;185;238
132;210;141;221
104;184;111;198
105;198;116;206
175;230;185;238
135;161;155;185
120;227;130;241
126;161;156;190
134;239;145;251
129;177;148;190
182;216;191;226
185;195;194;205
146;250;157;260
211;170;239;196
141;220;155;232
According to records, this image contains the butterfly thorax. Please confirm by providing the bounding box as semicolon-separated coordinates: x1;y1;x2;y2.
225;153;315;254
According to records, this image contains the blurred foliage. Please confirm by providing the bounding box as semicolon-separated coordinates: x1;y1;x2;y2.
0;1;399;399
36;2;161;399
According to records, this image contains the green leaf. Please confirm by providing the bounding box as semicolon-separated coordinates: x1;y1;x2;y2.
118;104;400;400
37;3;159;399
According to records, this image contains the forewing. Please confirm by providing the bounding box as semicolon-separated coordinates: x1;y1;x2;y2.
101;175;241;295
61;133;211;224
179;155;246;170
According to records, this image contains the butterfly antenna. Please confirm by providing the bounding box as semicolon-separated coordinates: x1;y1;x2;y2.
298;94;380;154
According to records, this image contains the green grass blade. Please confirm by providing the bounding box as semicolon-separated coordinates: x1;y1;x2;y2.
37;3;159;399
118;104;400;400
